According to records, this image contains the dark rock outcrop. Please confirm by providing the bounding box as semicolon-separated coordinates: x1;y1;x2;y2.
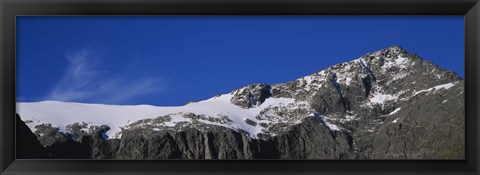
44;139;91;159
230;84;271;108
16;114;49;159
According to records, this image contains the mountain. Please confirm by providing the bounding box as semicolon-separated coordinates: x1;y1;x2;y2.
16;45;464;159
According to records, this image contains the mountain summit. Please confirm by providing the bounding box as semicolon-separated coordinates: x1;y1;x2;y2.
17;46;464;159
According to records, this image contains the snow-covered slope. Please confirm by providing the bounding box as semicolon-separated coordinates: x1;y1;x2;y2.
17;94;338;139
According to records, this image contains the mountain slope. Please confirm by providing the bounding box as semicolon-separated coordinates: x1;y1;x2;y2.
17;45;464;159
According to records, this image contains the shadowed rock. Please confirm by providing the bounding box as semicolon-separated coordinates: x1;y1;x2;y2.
16;114;49;159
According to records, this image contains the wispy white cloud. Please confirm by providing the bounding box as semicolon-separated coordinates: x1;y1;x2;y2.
45;49;163;104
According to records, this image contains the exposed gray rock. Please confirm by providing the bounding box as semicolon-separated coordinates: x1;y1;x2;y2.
363;82;464;159
230;84;271;108
82;116;354;159
273;117;354;159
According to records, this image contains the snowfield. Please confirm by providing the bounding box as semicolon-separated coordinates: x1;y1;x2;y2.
17;94;337;139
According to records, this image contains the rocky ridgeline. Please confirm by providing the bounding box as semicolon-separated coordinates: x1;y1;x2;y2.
17;114;354;159
18;46;464;159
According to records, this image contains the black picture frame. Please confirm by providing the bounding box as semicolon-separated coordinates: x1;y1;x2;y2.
1;0;479;174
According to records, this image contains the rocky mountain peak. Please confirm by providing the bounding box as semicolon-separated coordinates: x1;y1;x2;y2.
371;45;406;57
238;46;461;115
357;45;411;70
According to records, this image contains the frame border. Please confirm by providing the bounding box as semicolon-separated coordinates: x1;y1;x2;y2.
1;0;479;174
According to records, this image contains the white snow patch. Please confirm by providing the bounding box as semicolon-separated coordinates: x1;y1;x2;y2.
381;55;409;70
369;93;398;105
303;75;314;84
342;114;357;122
343;64;352;71
162;114;192;127
412;81;458;96
435;82;458;89
388;107;402;115
392;118;400;123
395;56;408;65
345;77;352;86
324;121;341;131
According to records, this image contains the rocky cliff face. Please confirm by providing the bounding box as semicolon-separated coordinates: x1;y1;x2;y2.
17;46;464;159
16;114;49;159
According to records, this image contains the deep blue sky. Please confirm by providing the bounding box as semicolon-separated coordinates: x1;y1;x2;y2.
16;16;464;106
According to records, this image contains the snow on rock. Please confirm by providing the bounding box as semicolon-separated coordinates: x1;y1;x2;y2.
395;56;408;65
17;94;303;139
345;77;352;86
299;71;327;91
381;55;409;70
343;114;357;122
303;75;315;85
388;107;402;115
369;93;398;105
434;81;458;89
392;118;400;123
412;81;458;96
324;121;341;131
391;72;408;81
